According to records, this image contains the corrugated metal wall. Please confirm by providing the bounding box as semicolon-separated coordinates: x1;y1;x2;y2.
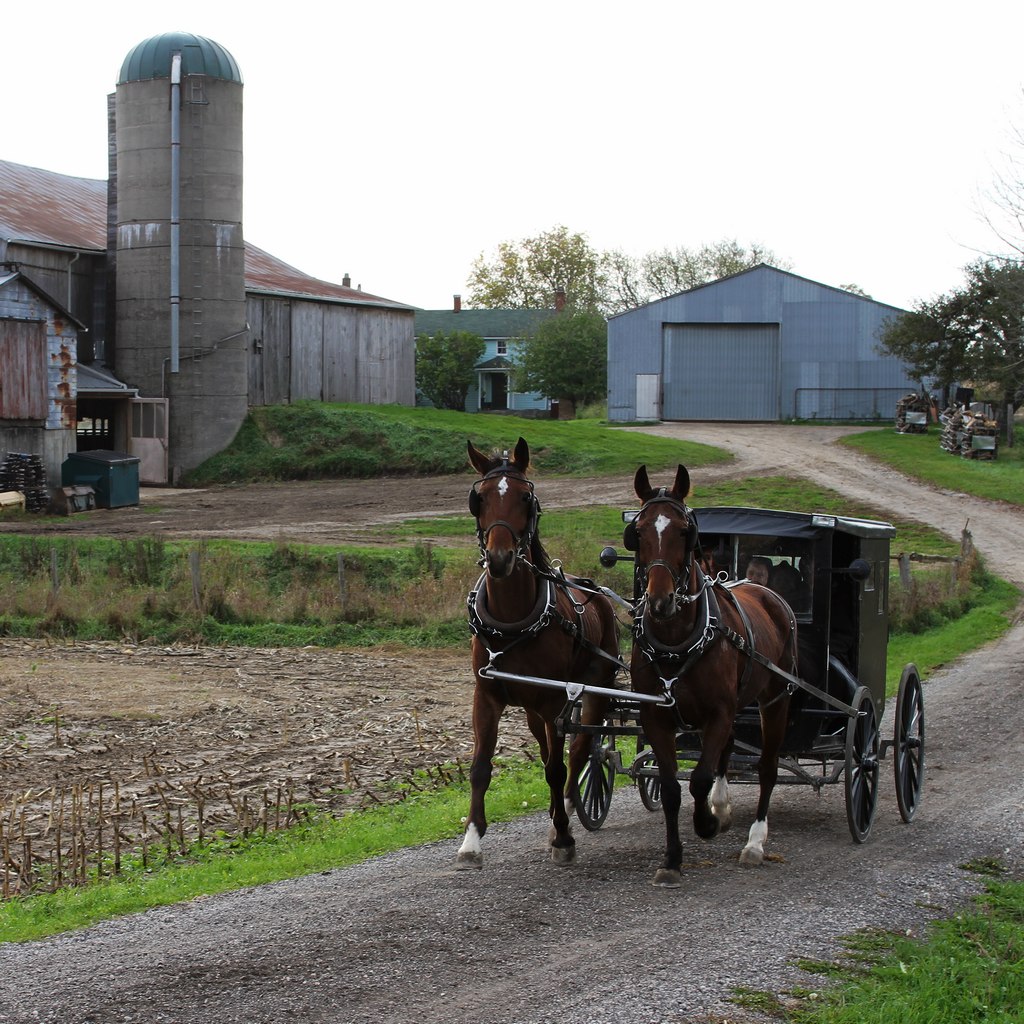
248;296;414;407
607;266;915;422
662;324;780;420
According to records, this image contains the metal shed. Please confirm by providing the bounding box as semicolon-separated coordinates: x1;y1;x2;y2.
607;265;916;422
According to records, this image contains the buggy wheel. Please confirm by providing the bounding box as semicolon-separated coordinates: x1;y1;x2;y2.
572;733;615;831
844;686;880;843
894;664;925;823
635;741;662;812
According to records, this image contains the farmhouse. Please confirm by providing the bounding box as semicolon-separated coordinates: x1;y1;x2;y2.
0;31;414;491
607;265;915;422
413;295;558;414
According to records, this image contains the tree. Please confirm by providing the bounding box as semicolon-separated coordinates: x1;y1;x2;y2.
513;311;607;409
878;259;1024;412
415;330;485;411
977;91;1024;260
603;239;790;314
466;225;607;312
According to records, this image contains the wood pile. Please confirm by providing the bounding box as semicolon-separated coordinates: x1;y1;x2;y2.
894;393;930;433
0;452;49;511
939;404;999;459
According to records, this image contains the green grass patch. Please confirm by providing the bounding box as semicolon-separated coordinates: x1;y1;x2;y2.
787;877;1024;1024
0;758;548;944
183;401;730;485
840;426;1024;506
886;575;1019;694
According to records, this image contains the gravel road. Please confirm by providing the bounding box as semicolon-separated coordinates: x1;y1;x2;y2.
1;424;1022;1024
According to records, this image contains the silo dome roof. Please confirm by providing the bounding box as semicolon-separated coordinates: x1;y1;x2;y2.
118;32;243;85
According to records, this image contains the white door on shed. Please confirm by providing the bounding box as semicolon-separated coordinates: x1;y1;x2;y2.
661;323;780;420
635;374;660;419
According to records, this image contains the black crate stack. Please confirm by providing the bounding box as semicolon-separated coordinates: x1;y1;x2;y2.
1;452;49;512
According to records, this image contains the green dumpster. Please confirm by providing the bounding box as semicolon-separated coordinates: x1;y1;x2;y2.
61;450;140;508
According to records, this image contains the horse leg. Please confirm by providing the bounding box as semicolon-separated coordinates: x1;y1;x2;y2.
564;693;608;818
692;714;733;841
739;694;788;867
542;723;577;865
641;709;683;887
710;732;735;833
456;689;503;869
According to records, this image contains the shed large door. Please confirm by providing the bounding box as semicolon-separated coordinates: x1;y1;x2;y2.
662;324;780;421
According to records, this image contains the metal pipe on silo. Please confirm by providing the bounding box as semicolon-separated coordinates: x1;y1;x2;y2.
169;52;181;374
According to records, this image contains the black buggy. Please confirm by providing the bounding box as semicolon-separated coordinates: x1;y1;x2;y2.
567;506;926;843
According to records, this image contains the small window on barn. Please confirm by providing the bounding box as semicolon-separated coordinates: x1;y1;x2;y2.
0;320;48;420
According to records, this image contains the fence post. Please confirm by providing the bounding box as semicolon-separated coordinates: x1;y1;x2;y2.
189;549;202;611
897;553;912;590
337;553;347;604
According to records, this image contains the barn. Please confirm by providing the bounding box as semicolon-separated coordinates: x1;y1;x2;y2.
0;270;84;489
607;265;916;422
0;31;414;491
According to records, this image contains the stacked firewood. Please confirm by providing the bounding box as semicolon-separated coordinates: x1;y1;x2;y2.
938;405;999;459
0;452;49;511
895;393;930;433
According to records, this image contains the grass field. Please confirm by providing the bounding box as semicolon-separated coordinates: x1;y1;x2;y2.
841;424;1023;506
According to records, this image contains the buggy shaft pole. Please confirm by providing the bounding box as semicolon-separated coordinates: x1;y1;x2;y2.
478;666;665;705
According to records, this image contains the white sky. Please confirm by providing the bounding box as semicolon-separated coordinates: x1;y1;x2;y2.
5;0;1024;311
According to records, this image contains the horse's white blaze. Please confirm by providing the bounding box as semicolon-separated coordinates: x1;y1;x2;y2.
654;513;671;548
458;822;482;858
497;475;509;497
742;818;768;861
710;775;732;827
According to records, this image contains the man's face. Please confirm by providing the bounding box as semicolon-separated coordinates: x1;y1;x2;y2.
746;561;770;586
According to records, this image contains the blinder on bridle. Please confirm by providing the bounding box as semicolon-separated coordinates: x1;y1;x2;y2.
468;461;541;555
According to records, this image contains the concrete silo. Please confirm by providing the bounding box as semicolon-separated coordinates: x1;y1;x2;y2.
112;32;247;482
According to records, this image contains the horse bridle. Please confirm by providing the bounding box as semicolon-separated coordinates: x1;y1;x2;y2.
468;460;541;560
624;490;703;603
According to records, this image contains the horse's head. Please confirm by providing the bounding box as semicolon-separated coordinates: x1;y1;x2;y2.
626;463;700;619
467;437;541;578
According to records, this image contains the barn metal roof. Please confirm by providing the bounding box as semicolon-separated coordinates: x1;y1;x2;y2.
0;159;411;310
118;32;243;85
0;160;106;251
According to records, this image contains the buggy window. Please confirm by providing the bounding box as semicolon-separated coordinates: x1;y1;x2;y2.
704;534;814;616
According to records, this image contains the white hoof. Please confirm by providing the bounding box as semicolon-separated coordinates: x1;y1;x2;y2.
739;818;767;867
710;776;733;833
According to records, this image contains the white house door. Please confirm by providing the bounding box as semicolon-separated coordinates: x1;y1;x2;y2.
129;398;169;484
635;374;660;419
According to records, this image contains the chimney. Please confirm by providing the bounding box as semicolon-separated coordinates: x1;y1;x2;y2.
554;287;566;312
342;273;351;287
454;294;462;312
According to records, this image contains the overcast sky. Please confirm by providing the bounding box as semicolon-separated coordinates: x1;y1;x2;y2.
5;1;1024;311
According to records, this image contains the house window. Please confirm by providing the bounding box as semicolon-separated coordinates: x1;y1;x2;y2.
496;339;508;356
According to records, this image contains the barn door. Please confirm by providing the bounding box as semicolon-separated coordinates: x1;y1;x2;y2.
129;398;169;485
662;324;780;421
635;374;660;419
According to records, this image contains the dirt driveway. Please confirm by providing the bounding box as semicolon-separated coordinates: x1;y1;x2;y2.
1;424;1022;1024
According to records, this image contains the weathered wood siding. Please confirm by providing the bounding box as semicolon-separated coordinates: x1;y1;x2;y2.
247;296;414;407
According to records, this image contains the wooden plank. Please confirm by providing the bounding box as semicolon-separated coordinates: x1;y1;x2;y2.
0;319;48;419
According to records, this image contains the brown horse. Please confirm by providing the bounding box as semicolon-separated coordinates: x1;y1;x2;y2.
457;437;622;869
627;464;798;887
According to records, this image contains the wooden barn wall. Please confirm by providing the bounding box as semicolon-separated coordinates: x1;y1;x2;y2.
5;242;105;343
0;276;79;487
247;296;414;407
